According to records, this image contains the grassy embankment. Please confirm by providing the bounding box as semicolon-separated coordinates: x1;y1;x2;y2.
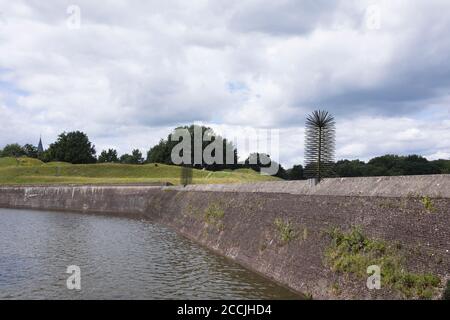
0;157;279;185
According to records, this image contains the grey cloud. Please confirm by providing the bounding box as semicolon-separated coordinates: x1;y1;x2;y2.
0;0;449;165
227;0;343;35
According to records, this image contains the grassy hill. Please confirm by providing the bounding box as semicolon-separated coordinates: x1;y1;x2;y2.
0;157;280;185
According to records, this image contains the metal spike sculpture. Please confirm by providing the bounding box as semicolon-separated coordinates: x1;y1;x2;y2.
304;110;336;181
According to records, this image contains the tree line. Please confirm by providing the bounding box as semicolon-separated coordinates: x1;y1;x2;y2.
1;127;449;179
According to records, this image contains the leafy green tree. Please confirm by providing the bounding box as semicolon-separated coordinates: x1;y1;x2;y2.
367;154;400;176
1;144;26;157
244;152;286;178
431;159;450;174
331;155;444;177
119;154;133;164
131;149;144;164
98;149;119;163
276;165;288;179
244;153;269;172
286;164;304;180
146;124;238;171
399;155;441;175
45;131;96;164
120;149;144;164
146;139;173;164
366;154;440;176
23;144;38;158
333;160;366;177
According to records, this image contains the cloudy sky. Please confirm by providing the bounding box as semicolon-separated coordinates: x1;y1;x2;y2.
0;0;449;167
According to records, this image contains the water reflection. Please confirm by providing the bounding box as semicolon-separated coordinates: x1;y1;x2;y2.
0;208;299;300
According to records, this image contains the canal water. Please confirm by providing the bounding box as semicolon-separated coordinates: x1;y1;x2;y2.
0;208;299;299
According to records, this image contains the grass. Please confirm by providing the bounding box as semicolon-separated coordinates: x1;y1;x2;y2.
274;218;298;244
331;283;341;296
0;157;280;186
204;202;225;230
420;196;436;213
303;292;313;300
325;227;441;299
0;157;44;168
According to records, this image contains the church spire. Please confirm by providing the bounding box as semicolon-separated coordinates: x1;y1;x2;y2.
37;135;44;154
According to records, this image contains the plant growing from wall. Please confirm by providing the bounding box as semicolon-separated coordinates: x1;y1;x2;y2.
304;110;336;181
420;196;436;213
274;218;298;244
204;202;225;230
325;227;441;299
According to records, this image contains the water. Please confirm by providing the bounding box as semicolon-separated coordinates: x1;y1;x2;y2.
0;208;299;300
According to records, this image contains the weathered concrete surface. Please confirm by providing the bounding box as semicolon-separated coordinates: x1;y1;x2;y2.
168;174;450;198
0;175;449;299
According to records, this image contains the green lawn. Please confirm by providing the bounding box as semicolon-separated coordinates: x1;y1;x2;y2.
0;157;280;185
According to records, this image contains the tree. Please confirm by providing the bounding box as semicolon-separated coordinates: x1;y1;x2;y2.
286;164;304;180
131;149;144;164
367;154;399;176
244;153;270;172
120;149;144;164
304;110;336;181
146;124;238;171
432;159;450;174
366;154;441;176
330;155;445;177
1;144;26;157
333;160;366;177
23;144;38;158
119;154;133;164
98;149;119;163
45;131;96;164
146;139;173;164
400;155;440;175
244;152;286;178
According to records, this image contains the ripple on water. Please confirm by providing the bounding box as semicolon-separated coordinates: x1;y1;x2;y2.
0;208;300;300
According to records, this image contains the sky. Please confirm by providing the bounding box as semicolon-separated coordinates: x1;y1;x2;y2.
0;0;449;168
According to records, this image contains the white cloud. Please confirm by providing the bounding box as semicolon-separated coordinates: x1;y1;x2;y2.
0;0;449;166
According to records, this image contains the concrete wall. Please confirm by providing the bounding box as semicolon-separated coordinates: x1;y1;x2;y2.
168;174;450;198
0;175;449;299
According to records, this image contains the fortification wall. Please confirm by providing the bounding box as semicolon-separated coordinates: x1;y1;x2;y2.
0;175;448;299
168;174;450;198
